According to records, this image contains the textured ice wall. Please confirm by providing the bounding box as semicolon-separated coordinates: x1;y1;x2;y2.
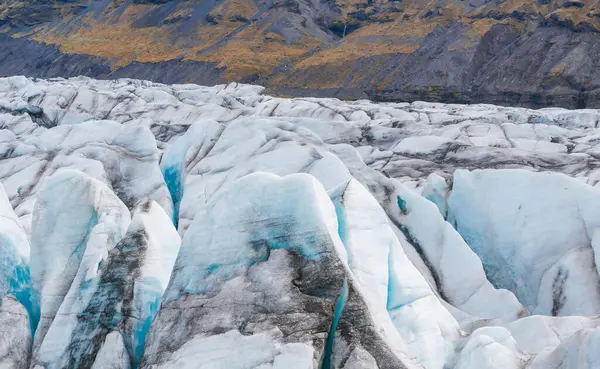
0;76;599;369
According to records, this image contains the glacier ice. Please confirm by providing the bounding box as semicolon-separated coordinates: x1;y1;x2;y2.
30;171;179;369
0;118;172;235
0;183;34;331
505;314;600;355
30;169;131;367
164;117;352;234
142;173;412;369
528;326;600;369
329;144;527;326
158;119;224;226
0;295;31;369
446;169;600;316
453;326;526;369
0;76;600;368
328;179;459;369
90;332;131;369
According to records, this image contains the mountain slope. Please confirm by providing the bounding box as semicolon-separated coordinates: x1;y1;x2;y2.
2;0;600;107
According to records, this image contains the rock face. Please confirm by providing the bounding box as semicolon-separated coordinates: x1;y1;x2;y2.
2;76;600;368
3;0;600;108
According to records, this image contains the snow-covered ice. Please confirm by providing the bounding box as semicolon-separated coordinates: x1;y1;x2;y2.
0;295;31;369
1;76;600;368
446;169;600;316
0;183;33;329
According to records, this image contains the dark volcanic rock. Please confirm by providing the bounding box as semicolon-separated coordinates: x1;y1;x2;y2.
563;0;585;8
0;35;111;79
110;59;226;86
0;35;225;86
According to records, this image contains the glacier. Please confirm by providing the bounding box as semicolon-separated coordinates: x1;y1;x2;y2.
0;76;600;368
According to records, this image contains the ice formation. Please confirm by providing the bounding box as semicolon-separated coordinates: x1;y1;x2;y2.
1;76;600;368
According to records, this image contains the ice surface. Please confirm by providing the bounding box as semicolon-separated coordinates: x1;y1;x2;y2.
166;117;352;234
329;144;527;325
159;119;224;226
30;169;131;366
0;295;31;369
32;193;179;368
142;173;414;368
528;326;600;369
446;169;600;316
0;118;172;234
147;329;314;369
90;332;131;369
0;76;599;369
453;326;526;369
328;179;459;369
0;183;34;331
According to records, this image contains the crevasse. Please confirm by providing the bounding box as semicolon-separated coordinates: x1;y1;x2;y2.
320;279;349;369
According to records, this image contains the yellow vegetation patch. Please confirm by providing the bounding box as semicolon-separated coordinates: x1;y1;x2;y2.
295;42;419;69
101;0;127;16
272;58;358;89
32;22;182;68
57;3;84;20
264;31;286;42
29;0;296;80
189;22;243;52
219;0;259;21
496;0;538;15
431;3;468;24
550;64;565;78
548;8;598;30
292;18;434;69
296;15;435;69
469;18;502;37
29;4;248;69
189;23;321;80
117;3;155;21
347;18;437;39
462;17;525;38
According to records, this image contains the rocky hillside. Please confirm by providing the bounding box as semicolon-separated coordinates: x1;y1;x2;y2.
2;0;600;108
